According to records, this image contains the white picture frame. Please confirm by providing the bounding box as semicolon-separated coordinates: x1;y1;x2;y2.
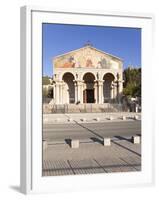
20;6;154;194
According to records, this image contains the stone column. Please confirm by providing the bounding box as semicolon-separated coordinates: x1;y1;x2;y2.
113;82;117;100
52;84;55;99
77;80;83;103
79;81;84;104
98;80;104;104
110;83;114;99
75;80;83;104
118;80;123;94
94;81;98;104
57;81;64;104
77;81;80;103
73;80;78;104
55;82;60;104
59;83;61;104
59;81;64;104
117;80;123;103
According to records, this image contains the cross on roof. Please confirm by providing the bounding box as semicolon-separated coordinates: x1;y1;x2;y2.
84;40;93;47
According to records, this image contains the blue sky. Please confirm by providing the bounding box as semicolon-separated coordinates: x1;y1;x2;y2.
42;23;141;77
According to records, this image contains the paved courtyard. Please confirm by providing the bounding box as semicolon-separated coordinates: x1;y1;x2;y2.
42;112;141;176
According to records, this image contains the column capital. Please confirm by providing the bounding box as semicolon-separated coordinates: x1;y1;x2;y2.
73;80;84;85
115;79;124;83
118;80;123;83
55;81;64;86
97;80;104;104
97;80;104;86
98;79;104;82
94;81;98;86
111;85;114;89
112;82;117;86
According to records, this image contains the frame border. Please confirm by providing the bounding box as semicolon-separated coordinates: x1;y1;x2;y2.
20;6;154;194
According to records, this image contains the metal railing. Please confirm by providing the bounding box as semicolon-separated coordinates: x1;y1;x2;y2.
43;103;130;114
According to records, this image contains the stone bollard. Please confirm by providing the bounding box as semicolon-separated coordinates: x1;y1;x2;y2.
122;116;126;120
56;118;60;122
132;136;140;144
43;140;48;150
109;116;113;120
68;118;73;122
95;117;100;121
81;118;86;122
71;139;79;148
134;115;139;120
103;138;111;146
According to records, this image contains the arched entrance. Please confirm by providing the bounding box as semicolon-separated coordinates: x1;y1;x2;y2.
62;73;75;104
83;73;95;103
103;73;115;103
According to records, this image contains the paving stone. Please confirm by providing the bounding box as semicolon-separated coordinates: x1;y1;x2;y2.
69;159;105;174
43;138;141;176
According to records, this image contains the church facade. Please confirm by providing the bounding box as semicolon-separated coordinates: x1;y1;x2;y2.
52;45;123;105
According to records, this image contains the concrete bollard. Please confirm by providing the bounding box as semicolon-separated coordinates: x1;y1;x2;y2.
132;136;140;144
109;116;113;120
81;118;86;122
95;117;100;121
68;118;73;122
71;139;79;148
43;140;48;150
122;116;126;120
103;138;111;146
134;115;139;120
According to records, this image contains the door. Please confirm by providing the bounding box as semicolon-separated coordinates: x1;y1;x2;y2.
86;89;94;103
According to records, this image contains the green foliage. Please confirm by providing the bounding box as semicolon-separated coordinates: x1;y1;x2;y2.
42;76;51;85
123;67;141;98
42;87;48;97
42;76;53;98
42;87;53;98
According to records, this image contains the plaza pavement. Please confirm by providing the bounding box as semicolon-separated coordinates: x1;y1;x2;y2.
42;112;141;176
43;112;141;124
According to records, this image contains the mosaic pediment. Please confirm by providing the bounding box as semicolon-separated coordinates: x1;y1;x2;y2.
53;46;122;69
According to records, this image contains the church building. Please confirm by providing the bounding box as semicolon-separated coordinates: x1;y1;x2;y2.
52;44;123;105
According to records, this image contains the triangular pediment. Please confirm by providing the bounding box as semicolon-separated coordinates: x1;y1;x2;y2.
53;46;122;69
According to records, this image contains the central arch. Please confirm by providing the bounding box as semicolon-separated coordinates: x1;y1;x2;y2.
103;73;115;103
83;72;95;103
62;72;75;104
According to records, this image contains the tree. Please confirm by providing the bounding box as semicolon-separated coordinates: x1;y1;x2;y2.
42;76;53;100
42;76;51;85
123;67;141;98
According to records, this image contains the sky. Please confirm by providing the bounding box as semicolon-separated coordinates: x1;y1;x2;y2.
42;23;141;77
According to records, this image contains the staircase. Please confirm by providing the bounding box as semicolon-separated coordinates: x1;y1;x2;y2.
43;103;125;114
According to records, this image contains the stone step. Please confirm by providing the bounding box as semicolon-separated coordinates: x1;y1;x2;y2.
43;103;123;113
